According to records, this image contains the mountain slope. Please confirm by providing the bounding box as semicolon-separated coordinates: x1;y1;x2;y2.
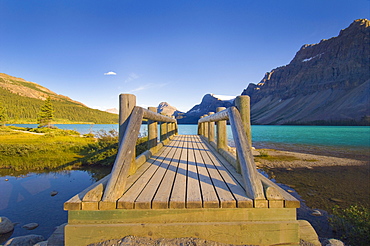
242;19;370;125
0;73;118;124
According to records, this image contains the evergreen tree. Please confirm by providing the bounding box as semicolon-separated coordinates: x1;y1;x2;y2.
37;97;54;127
0;102;6;126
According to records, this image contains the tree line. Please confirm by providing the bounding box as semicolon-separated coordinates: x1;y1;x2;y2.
0;87;118;124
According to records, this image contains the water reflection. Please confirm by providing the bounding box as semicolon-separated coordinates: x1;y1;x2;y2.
0;166;111;240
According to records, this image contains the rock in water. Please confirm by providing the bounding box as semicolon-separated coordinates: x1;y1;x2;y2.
0;217;14;234
4;234;44;246
50;191;58;196
311;210;322;216
22;223;39;230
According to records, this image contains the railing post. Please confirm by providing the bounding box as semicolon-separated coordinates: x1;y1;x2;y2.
216;107;227;150
160;113;168;142
119;94;136;145
235;95;252;147
208;112;215;143
198;116;203;135
203;114;209;139
148;107;158;150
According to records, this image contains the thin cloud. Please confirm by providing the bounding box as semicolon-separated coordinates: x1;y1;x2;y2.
124;73;140;83
126;83;168;93
104;71;117;76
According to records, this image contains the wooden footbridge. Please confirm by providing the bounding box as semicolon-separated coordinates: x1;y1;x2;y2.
64;94;319;246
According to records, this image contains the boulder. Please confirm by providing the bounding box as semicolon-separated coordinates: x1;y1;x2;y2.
323;238;345;246
0;217;14;234
4;234;44;246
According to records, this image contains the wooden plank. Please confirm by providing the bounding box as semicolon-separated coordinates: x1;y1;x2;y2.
169;135;189;209
117;137;178;209
199;137;253;208
258;173;300;208
198;108;229;123
134;135;182;209
186;136;203;208
142;108;176;123
102;106;144;203
194;136;236;208
228;107;265;200
64;174;111;211
152;135;185;209
191;135;219;208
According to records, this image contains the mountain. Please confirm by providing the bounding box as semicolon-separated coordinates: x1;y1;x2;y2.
177;94;235;124
105;108;119;114
157;102;184;118
0;73;118;124
242;19;370;125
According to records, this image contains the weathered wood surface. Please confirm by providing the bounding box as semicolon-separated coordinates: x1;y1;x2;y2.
102;106;144;204
198;108;228;123
142;108;176;123
66;135;298;210
227;107;265;201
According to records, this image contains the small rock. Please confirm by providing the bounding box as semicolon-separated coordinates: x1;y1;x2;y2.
33;241;48;246
286;168;293;171
330;198;344;203
4;234;44;246
323;238;345;246
0;217;14;234
311;210;322;216
306;166;313;169
5;178;9;181
22;223;39;230
50;191;58;196
287;189;294;193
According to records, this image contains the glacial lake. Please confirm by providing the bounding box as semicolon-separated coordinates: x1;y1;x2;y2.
1;124;369;241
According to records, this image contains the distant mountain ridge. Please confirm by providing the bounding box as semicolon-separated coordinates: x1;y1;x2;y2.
241;19;369;125
177;94;235;124
0;73;118;124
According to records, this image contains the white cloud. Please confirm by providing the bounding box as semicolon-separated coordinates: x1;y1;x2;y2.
104;71;117;76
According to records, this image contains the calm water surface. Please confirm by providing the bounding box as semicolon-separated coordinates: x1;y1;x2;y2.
2;124;369;241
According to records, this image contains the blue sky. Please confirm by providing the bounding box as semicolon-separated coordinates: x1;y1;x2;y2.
1;0;369;112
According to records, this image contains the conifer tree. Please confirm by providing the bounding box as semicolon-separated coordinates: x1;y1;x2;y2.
0;103;6;126
37;97;54;127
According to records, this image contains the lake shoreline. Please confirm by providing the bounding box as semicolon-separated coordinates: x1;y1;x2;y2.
253;147;369;242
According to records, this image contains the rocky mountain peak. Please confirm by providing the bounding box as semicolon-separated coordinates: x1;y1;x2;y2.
157;102;183;117
241;19;370;125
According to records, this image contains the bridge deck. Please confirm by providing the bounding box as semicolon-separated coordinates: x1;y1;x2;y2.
118;135;253;209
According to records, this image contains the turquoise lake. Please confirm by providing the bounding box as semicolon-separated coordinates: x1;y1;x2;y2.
13;123;370;149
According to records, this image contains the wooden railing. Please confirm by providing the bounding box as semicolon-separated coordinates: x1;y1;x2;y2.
197;96;266;202
100;94;177;207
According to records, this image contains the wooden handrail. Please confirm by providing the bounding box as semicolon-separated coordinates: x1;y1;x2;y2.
101;94;178;207
197;96;265;201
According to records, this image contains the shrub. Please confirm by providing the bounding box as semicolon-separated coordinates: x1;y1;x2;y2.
329;205;370;245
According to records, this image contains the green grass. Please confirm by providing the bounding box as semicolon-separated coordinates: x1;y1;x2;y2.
255;149;299;162
0;126;96;170
0;126;151;171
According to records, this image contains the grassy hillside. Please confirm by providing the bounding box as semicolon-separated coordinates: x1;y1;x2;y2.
0;73;118;124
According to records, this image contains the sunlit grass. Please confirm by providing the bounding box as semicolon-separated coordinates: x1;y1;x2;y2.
0;126;151;171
